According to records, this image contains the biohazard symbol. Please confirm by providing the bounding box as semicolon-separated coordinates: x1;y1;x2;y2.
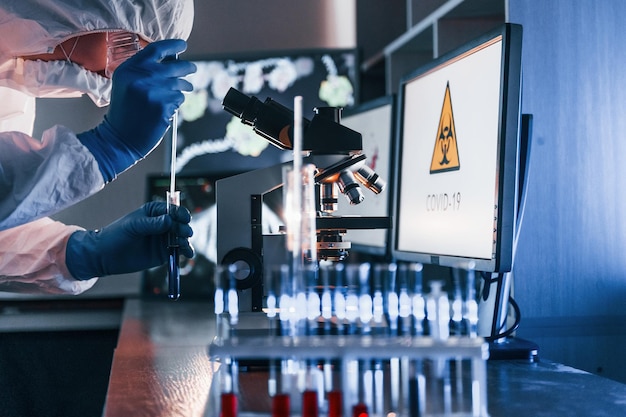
430;82;460;174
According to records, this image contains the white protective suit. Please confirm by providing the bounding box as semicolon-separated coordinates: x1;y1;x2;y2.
0;0;194;294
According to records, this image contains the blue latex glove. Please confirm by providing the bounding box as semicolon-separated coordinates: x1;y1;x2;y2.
77;39;197;182
66;202;194;280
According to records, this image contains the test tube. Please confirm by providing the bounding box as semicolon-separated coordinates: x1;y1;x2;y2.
344;265;360;335
281;359;295;407
278;264;296;337
305;265;321;335
361;360;374;414
408;263;426;417
386;263;399;336
409;359;426;417
272;394;291;417
220;393;238;417
426;281;451;414
320;265;333;333
302;390;319;417
166;190;181;300
266;264;280;335
426;281;450;341
344;359;360;417
352;402;368;417
227;265;239;332
451;268;466;336
214;265;227;341
266;266;281;397
409;263;425;336
219;356;238;417
319;265;334;401
373;360;384;416
398;265;412;336
327;391;343;417
357;263;373;335
390;357;400;411
372;265;384;334
167;101;180;301
333;264;346;334
301;358;324;415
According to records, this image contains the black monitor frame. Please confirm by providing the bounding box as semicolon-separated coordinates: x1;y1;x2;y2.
338;95;397;258
391;23;523;273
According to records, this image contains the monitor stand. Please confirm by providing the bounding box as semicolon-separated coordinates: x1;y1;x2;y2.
478;114;539;362
488;337;539;361
477;270;539;361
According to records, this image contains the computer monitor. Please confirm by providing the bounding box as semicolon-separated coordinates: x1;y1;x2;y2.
392;23;523;273
335;95;396;257
173;48;359;176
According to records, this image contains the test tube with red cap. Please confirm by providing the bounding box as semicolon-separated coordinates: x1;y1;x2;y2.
219;356;238;417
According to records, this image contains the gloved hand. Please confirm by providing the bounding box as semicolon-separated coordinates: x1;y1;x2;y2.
77;39;197;182
66;202;194;280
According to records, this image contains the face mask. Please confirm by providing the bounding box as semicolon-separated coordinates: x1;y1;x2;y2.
105;31;143;78
1;58;112;107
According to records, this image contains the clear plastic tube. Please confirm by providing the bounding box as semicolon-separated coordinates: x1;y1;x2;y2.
166;190;180;300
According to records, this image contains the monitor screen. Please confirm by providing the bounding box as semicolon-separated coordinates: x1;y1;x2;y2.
392;23;523;272
335;95;396;257
172;48;360;176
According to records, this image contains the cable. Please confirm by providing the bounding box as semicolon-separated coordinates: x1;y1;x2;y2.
479;115;532;341
485;296;521;341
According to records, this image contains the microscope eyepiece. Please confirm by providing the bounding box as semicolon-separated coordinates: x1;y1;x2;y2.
222;87;251;119
222;87;362;153
223;87;305;150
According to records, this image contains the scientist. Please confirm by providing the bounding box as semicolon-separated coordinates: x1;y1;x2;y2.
0;0;196;294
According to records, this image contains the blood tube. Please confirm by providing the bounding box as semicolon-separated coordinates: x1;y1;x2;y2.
327;391;343;417
220;392;237;417
352;403;368;417
272;394;290;417
301;391;319;417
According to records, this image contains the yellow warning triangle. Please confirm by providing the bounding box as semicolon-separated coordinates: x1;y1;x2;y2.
430;82;460;174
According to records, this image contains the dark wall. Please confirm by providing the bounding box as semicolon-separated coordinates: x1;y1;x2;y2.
185;0;355;56
355;0;407;101
509;0;626;382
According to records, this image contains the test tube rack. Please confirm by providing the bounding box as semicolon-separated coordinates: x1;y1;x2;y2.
208;263;490;417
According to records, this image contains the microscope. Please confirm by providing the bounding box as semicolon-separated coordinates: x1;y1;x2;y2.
216;88;391;312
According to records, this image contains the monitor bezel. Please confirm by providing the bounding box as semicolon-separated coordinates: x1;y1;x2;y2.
391;23;523;272
339;94;397;258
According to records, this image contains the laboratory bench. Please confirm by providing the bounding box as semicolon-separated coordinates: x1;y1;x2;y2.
103;298;626;417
